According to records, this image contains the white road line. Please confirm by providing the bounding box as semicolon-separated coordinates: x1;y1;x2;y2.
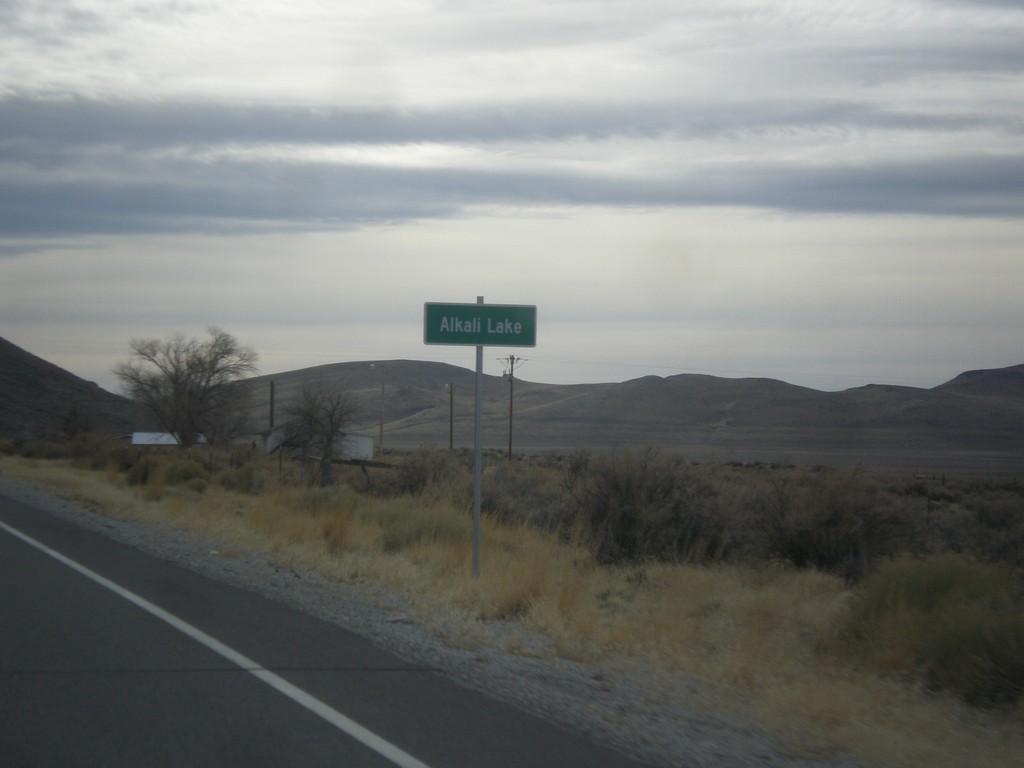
0;519;433;768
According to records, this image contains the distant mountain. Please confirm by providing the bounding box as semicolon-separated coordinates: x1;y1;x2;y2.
2;337;1021;468
934;364;1024;400
247;360;1024;470
0;337;134;441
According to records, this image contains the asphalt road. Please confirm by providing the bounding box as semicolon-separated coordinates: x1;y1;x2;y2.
0;493;657;767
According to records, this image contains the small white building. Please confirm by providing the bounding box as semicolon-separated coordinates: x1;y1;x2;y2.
262;428;375;462
130;432;207;446
333;433;375;462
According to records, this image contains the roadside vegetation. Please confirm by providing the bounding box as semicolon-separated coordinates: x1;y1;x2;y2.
2;435;1022;768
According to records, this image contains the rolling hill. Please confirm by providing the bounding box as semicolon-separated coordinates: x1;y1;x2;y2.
2;336;1021;469
246;360;1024;470
0;337;135;441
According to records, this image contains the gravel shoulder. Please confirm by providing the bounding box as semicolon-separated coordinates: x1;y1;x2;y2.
0;476;867;768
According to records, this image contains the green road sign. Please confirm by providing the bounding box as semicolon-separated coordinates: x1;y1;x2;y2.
424;302;537;347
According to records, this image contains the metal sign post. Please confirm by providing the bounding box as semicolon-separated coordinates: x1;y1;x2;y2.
424;298;537;579
473;298;483;579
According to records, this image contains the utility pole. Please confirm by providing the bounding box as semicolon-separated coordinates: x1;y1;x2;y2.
370;363;385;457
499;355;525;461
446;382;454;452
269;380;275;430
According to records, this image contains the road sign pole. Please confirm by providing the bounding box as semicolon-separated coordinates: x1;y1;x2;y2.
472;296;483;580
424;297;535;579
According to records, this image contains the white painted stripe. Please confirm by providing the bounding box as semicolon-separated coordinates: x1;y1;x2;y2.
0;520;432;768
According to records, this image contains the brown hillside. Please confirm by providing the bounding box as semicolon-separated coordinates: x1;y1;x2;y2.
0;337;134;441
247;359;1024;470
934;363;1024;400
2;338;1020;468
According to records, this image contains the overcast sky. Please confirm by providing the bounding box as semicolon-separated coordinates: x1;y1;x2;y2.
2;0;1022;393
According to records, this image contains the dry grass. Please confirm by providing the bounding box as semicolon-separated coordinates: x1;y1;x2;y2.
3;456;1022;768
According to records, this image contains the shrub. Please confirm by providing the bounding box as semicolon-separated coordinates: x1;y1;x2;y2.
963;490;1024;570
375;497;469;553
182;477;209;494
219;464;270;495
835;555;1024;708
320;511;356;554
163;460;210;487
481;461;566;527
750;467;913;581
295;487;351;515
377;448;471;504
564;449;728;564
18;441;69;460
127;455;162;486
68;434;130;471
921;604;1024;707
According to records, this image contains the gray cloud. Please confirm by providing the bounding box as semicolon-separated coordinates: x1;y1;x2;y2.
2;93;1021;242
932;0;1024;8
5;149;1022;240
819;36;1024;81
0;95;1011;148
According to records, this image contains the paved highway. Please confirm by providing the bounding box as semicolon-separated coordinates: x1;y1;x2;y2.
0;492;657;767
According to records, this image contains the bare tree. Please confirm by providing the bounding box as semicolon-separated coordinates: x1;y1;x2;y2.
282;383;357;486
113;327;258;447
